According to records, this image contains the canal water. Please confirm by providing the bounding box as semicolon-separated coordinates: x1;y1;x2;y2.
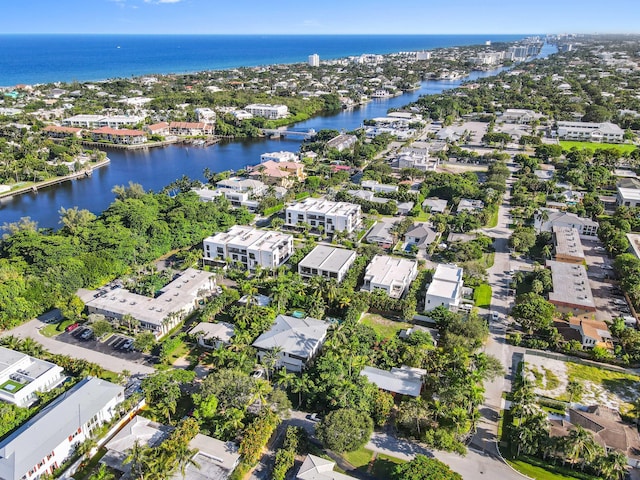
0;44;556;229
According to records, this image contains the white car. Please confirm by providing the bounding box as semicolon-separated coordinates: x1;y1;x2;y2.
491;312;499;321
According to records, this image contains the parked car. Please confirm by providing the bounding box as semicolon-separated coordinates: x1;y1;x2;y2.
491;311;499;321
80;328;93;340
65;323;79;332
306;413;322;422
121;339;133;350
251;368;265;379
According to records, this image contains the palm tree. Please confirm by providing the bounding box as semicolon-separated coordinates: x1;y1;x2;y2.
541;244;552;259
563;426;600;470
89;464;115;480
175;446;201;479
124;440;150;480
597;451;628;480
566;380;583;404
250;379;273;409
21;337;43;356
289;375;306;408
260;347;282;381
275;368;295;390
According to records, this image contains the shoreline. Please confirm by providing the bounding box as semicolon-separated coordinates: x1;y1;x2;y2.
0;157;111;200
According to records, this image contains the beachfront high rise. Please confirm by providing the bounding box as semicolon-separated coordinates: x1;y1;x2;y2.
308;53;320;67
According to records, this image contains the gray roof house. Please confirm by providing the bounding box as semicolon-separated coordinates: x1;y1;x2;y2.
296;454;354;480
405;223;438;249
360;365;426;397
366;220;397;248
0;378;124;480
422;197;448;214
252;315;331;372
189;322;236;349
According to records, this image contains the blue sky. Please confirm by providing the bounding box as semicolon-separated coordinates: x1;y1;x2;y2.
1;0;637;34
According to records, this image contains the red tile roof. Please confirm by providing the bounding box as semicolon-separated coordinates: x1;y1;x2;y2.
92;126;145;136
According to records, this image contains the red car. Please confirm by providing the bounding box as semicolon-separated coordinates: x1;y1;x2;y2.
65;323;79;332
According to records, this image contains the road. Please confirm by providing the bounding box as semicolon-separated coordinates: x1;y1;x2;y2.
2;318;155;375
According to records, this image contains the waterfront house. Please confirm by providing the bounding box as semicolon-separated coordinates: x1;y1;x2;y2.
144;122;169;136
168;121;214;136
90;127;146;145
249;160;305;188
42;125;83;139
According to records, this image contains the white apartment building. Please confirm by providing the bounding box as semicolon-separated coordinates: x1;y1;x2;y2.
0;347;64;407
617;187;640;208
0;378;124;480
260;151;298;163
195;107;217;124
298;245;357;283
244;104;289;119
424;264;464;311
556;121;624;143
62;114;143;129
308;54;320;67
203;226;293;270
362;255;418;299
286;198;361;234
84;268;214;337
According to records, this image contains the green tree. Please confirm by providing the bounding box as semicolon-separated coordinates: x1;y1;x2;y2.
393;454;462;480
315;408;373;453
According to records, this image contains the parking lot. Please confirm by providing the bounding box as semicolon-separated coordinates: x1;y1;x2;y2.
56;327;153;364
583;239;633;322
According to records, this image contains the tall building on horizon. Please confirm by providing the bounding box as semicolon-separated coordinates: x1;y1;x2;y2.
308;53;320;67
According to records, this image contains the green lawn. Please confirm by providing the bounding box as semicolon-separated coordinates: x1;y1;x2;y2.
473;284;493;308
507;457;597;480
0;379;25;393
342;448;406;479
360;313;412;339
40;319;76;338
486;207;499;228
559;141;637;153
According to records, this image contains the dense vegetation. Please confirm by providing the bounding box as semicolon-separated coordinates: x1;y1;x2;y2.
0;184;253;329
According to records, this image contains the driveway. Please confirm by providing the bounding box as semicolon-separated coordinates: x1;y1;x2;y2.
366;432;525;480
3;318;155;375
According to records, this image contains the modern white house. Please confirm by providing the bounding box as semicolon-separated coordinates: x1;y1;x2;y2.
298;245;357;283
260;151;298;163
0;347;64;407
252;315;331;372
203;226;294;270
360;180;399;193
215;177;268;196
191;187;260;212
617;187;640;207
286;198;361;234
244;104;289;119
0;377;124;480
556;121;624;143
534;210;599;238
424;264;464;311
189;322;236;349
83;268;214;338
362;255;418;299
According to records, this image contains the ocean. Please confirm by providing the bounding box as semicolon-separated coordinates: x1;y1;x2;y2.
0;34;529;86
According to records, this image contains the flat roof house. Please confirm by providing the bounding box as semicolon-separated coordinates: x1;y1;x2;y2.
546;260;596;316
0;378;124;480
362;255;418;299
457;198;485;213
83;268;214;338
286;198;361;235
203;226;293;270
298;245;357;283
252;315;331;372
553;226;585;264
617;187;640;208
425;264;464;312
360;180;399;194
189;322;236;349
0;347;64;407
260;151;298;163
360;365;426;397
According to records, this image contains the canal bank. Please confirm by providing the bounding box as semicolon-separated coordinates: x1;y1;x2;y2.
0;44;556;229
